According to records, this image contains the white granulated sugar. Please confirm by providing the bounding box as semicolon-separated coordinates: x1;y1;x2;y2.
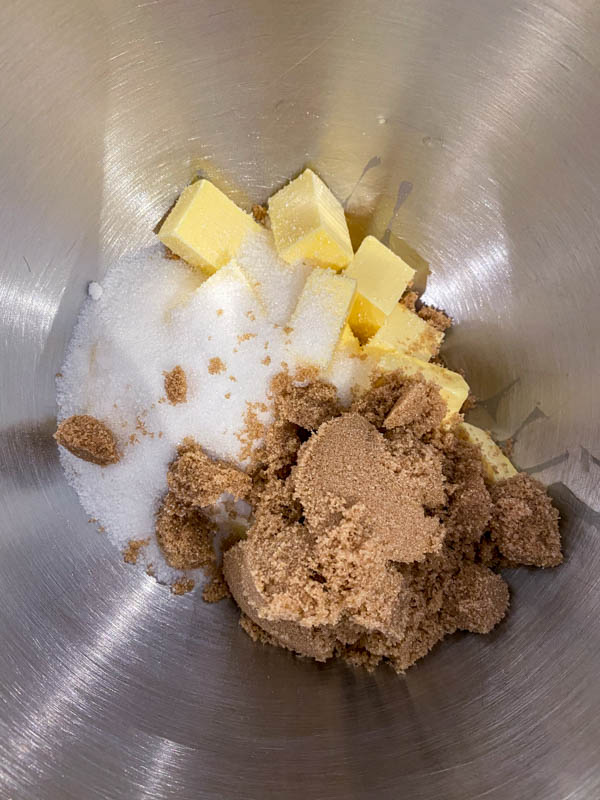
56;238;301;585
236;230;312;325
88;281;103;300
327;345;374;408
286;268;357;370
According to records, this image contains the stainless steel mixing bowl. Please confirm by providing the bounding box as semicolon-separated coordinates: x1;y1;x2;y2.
1;1;599;797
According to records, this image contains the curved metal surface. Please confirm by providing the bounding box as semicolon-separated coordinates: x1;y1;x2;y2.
1;1;599;798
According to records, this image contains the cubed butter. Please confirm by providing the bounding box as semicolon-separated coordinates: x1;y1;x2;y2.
376;351;469;422
158;180;261;273
346;236;415;340
457;423;517;483
268;169;353;270
287;269;356;370
365;304;444;362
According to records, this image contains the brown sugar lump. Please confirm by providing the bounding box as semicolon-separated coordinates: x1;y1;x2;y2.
271;373;340;430
54;414;119;466
445;562;510;634
293;413;445;564
383;378;446;436
155;492;215;570
489;473;562;567
167;438;251;508
163;365;188;404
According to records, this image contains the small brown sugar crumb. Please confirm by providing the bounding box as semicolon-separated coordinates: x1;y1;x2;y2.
224;392;231;399
271;373;340;430
54;414;119;466
163;365;188;405
247;311;256;322
123;538;149;565
489;474;562;567
171;577;195;595
237;332;257;344
156;494;216;570
216;308;224;316
418;304;453;332
202;569;231;603
163;247;180;260
252;204;268;224
167;438;252;508
400;291;419;312
208;357;226;375
262;355;271;366
229;375;237;382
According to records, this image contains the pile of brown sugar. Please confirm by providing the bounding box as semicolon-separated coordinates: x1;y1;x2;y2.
213;369;561;672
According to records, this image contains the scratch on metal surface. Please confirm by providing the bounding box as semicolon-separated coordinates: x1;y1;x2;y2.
382;181;413;245
22;256;32;274
343;156;382;209
277;28;342;82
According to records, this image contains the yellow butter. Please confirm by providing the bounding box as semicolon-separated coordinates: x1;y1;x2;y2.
268;169;353;270
457;423;517;483
158;180;261;273
287;269;356;370
346;236;415;340
376;351;469;422
365;304;444;361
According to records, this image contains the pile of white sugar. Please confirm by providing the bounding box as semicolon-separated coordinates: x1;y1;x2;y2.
57;231;371;583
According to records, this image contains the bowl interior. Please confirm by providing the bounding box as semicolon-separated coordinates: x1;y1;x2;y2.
1;1;599;798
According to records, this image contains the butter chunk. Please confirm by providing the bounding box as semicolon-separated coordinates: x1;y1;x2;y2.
346;236;415;340
377;351;469;422
287;269;356;370
366;304;443;362
457;423;517;483
268;169;353;270
158;180;261;273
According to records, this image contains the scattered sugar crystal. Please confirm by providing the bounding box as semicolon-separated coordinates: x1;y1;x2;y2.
88;281;103;300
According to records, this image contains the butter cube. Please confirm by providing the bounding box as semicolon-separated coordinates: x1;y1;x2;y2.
365;304;443;362
346;236;415;340
268;169;353;270
287;269;356;370
158;180;261;273
457;423;517;483
377;351;469;422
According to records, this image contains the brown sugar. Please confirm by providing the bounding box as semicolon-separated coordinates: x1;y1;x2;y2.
489;473;562;567
208;357;226;375
171;577;195;595
383;378;446;436
418;304;453;332
271;372;340;430
163;365;188;405
54;414;119;466
156;495;216;570
218;370;561;672
252;204;268;224
146;365;560;672
167;439;251;508
123;538;149;564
